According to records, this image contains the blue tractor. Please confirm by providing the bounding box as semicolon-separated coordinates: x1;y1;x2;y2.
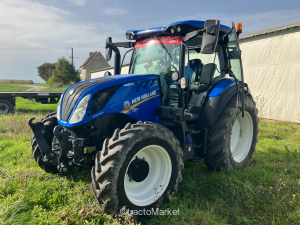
29;20;259;217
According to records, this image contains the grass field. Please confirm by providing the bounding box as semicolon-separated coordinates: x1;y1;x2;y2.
0;103;300;224
0;84;31;92
36;84;49;87
14;97;59;113
40;85;70;92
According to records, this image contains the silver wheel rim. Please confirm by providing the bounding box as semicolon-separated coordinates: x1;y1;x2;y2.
0;103;9;114
230;111;253;163
124;145;172;206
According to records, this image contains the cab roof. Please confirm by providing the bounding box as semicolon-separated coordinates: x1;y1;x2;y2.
125;20;231;40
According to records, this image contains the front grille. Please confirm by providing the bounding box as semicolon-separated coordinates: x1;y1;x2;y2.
61;78;114;121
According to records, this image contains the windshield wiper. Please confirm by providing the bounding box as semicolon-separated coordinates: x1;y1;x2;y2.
153;35;173;60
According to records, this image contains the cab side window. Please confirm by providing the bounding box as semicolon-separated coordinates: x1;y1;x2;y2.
227;31;242;81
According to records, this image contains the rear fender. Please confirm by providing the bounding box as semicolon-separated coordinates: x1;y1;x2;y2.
199;78;237;128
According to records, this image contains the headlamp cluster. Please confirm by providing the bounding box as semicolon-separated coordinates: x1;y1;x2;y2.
169;25;182;34
126;33;135;40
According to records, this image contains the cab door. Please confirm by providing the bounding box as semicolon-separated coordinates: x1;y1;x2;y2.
227;22;245;116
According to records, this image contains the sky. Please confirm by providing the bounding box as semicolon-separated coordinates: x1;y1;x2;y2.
0;0;299;83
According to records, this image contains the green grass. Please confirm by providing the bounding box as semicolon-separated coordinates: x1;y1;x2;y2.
15;97;59;114
1;103;300;224
36;84;49;87
0;84;31;92
40;85;70;92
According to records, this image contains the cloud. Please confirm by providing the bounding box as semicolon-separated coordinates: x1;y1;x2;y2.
67;0;87;6
175;10;300;35
0;0;128;82
104;8;127;16
0;0;124;48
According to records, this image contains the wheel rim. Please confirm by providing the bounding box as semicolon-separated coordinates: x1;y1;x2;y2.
0;103;9;114
124;145;172;206
230;111;253;163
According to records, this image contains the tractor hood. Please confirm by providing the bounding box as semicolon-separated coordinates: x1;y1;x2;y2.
58;74;160;127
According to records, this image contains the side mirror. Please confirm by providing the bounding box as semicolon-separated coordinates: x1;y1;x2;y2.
200;20;220;54
104;71;112;76
105;37;112;61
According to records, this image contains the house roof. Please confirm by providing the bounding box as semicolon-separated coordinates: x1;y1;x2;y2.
80;52;110;69
240;21;300;40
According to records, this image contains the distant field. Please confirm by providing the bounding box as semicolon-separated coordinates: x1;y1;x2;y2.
36;84;49;87
0;84;31;91
40;85;70;92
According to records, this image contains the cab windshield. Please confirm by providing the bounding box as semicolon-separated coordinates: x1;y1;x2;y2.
129;35;182;107
129;35;181;79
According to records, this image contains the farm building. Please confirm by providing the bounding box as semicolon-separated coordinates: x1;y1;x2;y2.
91;63;130;79
90;21;300;123
80;51;110;81
239;21;300;123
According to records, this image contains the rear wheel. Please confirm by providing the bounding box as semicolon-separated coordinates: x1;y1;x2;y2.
204;95;259;171
0;100;13;114
91;122;184;218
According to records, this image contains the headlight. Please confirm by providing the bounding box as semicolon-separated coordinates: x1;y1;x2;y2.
170;27;175;34
69;94;91;124
176;26;181;33
172;72;179;81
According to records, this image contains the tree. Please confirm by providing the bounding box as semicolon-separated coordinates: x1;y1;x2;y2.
51;57;81;85
37;63;56;82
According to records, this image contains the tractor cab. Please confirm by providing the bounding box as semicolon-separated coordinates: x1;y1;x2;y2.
107;20;244;112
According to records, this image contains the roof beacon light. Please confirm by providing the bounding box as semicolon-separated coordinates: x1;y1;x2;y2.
130;34;134;40
236;23;242;34
176;26;181;33
126;34;130;40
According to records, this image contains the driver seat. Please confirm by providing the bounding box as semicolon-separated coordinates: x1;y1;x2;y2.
190;63;216;92
184;59;202;83
184;63;217;121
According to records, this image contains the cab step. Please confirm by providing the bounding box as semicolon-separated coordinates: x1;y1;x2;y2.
188;157;204;163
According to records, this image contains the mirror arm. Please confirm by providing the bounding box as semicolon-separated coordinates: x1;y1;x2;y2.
106;43;121;75
113;42;135;48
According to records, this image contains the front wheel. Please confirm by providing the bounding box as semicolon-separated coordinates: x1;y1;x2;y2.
91;122;184;218
204;95;259;171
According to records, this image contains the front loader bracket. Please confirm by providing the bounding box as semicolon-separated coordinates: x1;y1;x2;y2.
28;117;52;156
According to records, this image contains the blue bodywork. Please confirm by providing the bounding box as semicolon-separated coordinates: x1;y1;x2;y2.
58;74;160;127
209;78;236;97
58;74;235;128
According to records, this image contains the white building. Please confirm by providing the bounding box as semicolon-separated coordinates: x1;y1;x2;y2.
240;21;300;123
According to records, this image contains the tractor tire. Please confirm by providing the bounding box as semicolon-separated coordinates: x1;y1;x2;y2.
91;121;184;219
204;94;259;171
31;111;59;174
0;100;13;114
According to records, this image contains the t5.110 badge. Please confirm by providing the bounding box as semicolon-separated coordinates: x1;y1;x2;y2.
123;101;131;110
